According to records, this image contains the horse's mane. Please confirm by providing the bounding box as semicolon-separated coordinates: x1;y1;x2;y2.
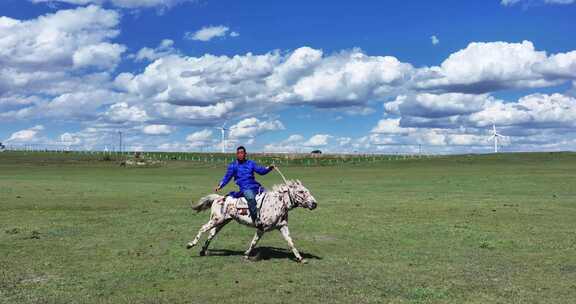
270;179;299;193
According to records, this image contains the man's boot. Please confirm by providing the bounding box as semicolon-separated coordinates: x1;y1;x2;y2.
250;212;259;226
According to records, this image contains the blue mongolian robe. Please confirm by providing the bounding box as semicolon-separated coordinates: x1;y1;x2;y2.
218;159;273;198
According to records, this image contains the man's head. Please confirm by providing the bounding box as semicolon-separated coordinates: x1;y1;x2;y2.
236;146;246;161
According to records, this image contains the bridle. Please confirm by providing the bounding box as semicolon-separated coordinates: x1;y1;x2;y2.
274;166;302;208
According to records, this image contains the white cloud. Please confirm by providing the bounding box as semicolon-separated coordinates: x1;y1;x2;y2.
364;92;576;153
185;129;215;148
290;49;413;106
266;47;323;89
468;93;576;128
264;133;365;153
371;118;415;134
262;134;308;152
285;134;305;143
415;41;576;93
186;129;212;142
0;95;41;112
447;133;490;146
5;125;45;143
130;39;177;62
6;39;572;128
1;23;576;154
48;123;183;151
0;89;125;122
114;53;281;106
385;93;490;118
0;5;126;119
110;41;576;130
156;142;190;151
44;90;124;118
141;124;172;135
114;47;413;111
303;134;331;147
228;117;284;139
0;6;123;72
263;134;306;152
73;43;126;69
431;35;439;45
29;0;194;9
534;50;576;79
0;70;114;100
401;96;559;134
60;132;82;145
105;102;149;123
501;0;575;5
184;25;232;42
148;101;236;125
336;137;352;146
501;0;521;5
366;126;487;148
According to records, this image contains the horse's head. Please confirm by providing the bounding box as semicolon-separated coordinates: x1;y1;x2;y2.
286;179;317;210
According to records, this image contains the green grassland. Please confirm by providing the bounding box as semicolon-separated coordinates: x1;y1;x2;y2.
1;152;575;303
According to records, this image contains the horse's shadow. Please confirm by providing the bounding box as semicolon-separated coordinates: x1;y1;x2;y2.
202;246;322;262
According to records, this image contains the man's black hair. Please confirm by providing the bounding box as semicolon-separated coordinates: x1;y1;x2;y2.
236;146;246;152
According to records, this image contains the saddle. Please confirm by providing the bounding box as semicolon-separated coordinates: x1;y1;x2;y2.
224;192;266;216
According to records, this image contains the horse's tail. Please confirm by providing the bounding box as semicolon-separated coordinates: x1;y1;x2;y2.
191;194;222;213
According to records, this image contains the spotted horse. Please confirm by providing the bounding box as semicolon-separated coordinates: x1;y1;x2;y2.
187;180;317;263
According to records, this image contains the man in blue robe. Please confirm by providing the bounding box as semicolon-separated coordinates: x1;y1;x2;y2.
215;146;274;226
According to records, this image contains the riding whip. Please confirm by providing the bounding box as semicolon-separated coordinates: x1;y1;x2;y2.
273;165;289;184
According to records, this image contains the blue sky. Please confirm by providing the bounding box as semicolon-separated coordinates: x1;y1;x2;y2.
1;0;576;153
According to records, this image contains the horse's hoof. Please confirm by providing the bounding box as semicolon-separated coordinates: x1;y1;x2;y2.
244;255;258;262
199;250;206;256
297;258;307;264
186;243;194;249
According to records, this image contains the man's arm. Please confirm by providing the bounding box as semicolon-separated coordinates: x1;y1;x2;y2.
215;163;235;191
253;161;274;175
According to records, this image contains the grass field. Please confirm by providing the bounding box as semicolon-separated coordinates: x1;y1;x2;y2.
1;152;576;303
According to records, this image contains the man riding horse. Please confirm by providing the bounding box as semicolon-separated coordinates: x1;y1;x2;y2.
214;146;275;228
189;157;317;262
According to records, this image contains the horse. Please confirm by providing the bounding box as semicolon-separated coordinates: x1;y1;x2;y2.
186;179;317;263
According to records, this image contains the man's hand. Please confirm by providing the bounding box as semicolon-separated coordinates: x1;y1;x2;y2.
214;185;221;192
267;165;275;171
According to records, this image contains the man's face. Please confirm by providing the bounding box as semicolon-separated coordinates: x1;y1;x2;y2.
236;149;246;161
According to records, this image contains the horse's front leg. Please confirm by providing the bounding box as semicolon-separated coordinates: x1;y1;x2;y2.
279;225;305;263
244;229;264;258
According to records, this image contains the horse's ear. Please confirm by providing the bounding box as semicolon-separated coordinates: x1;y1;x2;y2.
297;179;302;185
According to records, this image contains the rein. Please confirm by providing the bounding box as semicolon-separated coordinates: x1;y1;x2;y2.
273;166;296;208
274;166;289;183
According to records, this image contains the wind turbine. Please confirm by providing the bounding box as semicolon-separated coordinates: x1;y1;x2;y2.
216;122;228;153
489;123;505;153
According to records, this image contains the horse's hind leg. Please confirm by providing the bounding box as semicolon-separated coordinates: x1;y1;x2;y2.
280;226;305;263
187;218;224;249
199;219;231;256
